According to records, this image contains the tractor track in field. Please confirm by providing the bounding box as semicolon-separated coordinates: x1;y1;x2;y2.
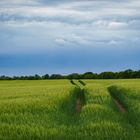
108;86;127;113
112;96;126;113
70;80;86;113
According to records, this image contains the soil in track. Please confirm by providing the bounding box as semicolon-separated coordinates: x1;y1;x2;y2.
75;89;85;114
112;96;127;113
108;87;127;113
76;98;82;113
70;80;86;113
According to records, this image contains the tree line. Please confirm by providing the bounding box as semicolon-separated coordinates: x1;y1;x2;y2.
0;69;140;80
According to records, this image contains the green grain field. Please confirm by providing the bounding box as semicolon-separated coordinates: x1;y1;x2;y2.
0;79;140;140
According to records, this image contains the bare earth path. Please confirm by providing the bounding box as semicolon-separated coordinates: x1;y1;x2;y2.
76;98;82;113
112;97;126;113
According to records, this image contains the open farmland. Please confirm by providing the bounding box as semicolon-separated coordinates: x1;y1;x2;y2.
0;79;140;140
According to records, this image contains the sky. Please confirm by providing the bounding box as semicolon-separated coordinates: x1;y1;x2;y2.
0;0;140;75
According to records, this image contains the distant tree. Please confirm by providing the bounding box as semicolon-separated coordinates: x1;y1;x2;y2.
34;74;41;80
13;76;20;80
138;70;140;78
67;73;81;79
98;72;116;79
121;69;134;78
42;74;49;79
50;74;64;79
28;76;35;80
0;75;6;80
0;75;12;80
0;69;140;80
82;72;97;79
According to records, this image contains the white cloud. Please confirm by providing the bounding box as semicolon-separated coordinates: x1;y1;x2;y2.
0;0;140;25
0;0;39;5
108;21;128;29
55;38;67;45
108;40;117;45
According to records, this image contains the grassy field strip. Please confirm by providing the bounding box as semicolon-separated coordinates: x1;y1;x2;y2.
0;80;79;139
